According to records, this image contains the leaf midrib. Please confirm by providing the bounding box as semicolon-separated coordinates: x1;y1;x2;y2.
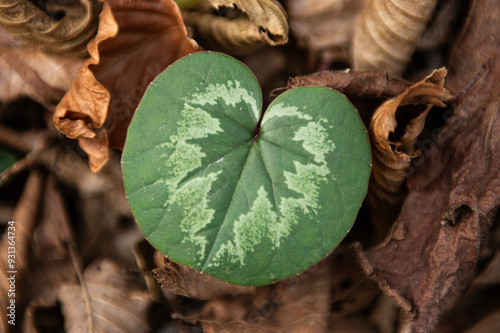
200;139;257;273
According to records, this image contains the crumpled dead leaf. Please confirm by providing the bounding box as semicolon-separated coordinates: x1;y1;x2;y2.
286;0;366;66
366;67;451;240
352;0;439;76
208;0;288;44
0;0;100;55
156;246;379;333
356;1;500;331
58;259;151;333
283;70;411;99
54;0;199;172
153;253;256;300
180;257;332;333
182;0;288;54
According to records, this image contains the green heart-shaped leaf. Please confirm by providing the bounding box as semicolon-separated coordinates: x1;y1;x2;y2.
122;52;371;286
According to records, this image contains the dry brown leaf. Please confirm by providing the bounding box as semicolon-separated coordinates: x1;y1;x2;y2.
207;0;288;45
328;247;380;318
366;68;451;240
153;253;256;300
0;47;82;105
461;311;500;333
195;256;332;333
0;171;80;331
0;0;100;55
23;174;77;307
356;1;500;331
182;7;272;54
0;171;43;331
69;152;141;265
416;0;461;51
327;314;378;333
436;254;500;332
286;0;366;65
283;70;411;99
54;0;199;172
58;259;151;333
162;246;378;333
352;0;439;76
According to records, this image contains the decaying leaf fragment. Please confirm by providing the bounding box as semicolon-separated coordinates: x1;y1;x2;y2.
153;254;256;300
209;0;288;42
54;0;199;172
0;0;100;55
284;69;411;99
176;256;333;333
368;68;451;210
58;259;151;333
352;0;439;76
365;67;450;241
357;0;500;330
186;0;287;50
182;5;279;53
156;246;379;333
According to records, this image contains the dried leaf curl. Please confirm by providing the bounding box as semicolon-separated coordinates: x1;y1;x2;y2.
368;67;451;207
0;0;101;55
206;0;288;45
54;0;199;172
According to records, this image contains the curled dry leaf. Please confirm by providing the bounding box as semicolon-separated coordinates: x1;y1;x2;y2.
352;0;439;76
367;68;451;223
206;0;288;45
182;5;278;53
0;0;100;55
58;259;151;333
54;0;199;172
286;0;366;65
357;0;500;330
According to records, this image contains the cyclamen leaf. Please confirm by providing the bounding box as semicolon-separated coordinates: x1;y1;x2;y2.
122;52;371;286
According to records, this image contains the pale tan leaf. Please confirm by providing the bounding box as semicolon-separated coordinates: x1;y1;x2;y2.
0;47;82;104
207;0;288;45
54;0;199;172
58;259;151;333
182;6;277;53
352;0;439;76
0;0;100;55
286;0;366;65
